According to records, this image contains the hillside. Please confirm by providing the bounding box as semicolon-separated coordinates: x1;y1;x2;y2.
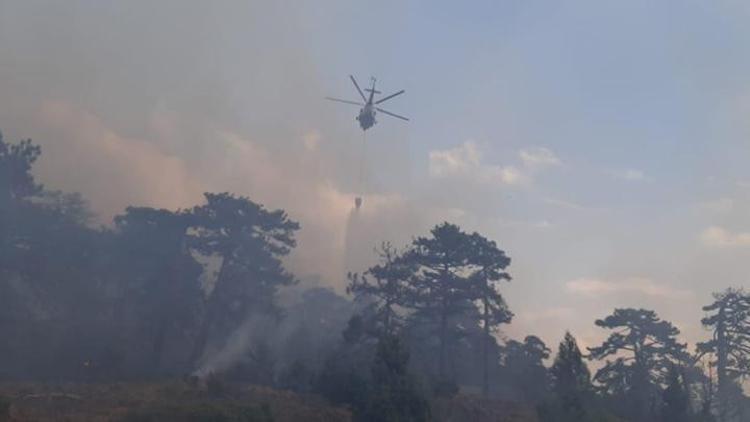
433;395;539;422
0;381;542;422
0;381;351;422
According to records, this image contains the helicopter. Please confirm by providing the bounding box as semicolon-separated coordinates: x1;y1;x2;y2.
326;75;408;131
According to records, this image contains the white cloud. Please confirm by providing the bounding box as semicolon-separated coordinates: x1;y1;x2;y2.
700;226;750;247
535;220;553;229
428;140;481;175
428;142;562;188
492;166;526;185
543;197;587;211
428;140;529;186
521;307;575;323
496;217;554;230
609;168;646;181
697;198;734;214
565;277;692;299
519;147;561;169
542;197;608;213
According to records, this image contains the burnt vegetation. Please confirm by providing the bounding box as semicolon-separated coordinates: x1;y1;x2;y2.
2;132;750;421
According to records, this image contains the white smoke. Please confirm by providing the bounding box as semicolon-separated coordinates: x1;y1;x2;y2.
193;313;277;378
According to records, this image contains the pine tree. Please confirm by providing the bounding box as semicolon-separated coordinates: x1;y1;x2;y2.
661;364;689;422
697;288;750;420
550;332;592;421
188;192;299;365
361;335;431;422
500;335;551;403
588;308;689;421
401;222;513;385
347;243;415;338
467;232;512;396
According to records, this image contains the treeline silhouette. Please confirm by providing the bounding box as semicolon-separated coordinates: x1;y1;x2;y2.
1;132;748;422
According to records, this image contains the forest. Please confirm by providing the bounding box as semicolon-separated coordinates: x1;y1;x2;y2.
1;131;750;422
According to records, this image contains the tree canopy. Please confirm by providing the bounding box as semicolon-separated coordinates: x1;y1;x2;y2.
5;130;750;421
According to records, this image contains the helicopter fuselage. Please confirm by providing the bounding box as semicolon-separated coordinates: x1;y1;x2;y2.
357;103;376;131
326;75;406;131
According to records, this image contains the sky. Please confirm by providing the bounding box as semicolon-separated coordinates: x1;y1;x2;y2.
2;0;750;352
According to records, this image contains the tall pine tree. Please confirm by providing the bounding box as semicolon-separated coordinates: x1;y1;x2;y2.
661;364;690;422
401;222;513;386
697;288;750;421
550;332;592;421
588;308;688;421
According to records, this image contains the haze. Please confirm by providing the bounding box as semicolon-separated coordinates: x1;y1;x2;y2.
2;0;749;355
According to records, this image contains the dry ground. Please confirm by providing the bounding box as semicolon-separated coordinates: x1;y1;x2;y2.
0;381;539;422
0;381;351;422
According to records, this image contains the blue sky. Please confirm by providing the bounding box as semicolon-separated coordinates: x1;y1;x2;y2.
3;0;750;350
307;0;750;346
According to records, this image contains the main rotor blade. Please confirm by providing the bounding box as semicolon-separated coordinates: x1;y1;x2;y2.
350;75;367;102
376;107;409;121
325;97;363;106
375;90;405;105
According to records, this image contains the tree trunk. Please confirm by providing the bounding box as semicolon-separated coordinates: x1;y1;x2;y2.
631;342;652;421
189;293;220;368
189;257;228;367
482;296;489;396
384;298;392;336
151;314;168;371
439;308;446;379
151;245;185;372
717;305;728;421
438;263;450;380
